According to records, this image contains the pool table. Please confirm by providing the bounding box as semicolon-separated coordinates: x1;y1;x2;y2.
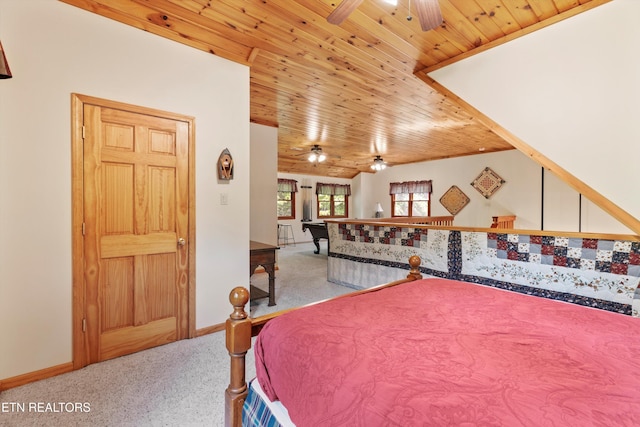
301;222;329;254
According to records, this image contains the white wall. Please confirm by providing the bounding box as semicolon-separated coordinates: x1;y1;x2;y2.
371;151;538;227
351;172;376;219
429;0;640;229
367;150;631;233
0;0;250;379
543;169;580;232
250;123;278;245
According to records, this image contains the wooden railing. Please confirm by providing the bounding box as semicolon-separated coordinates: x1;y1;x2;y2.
491;215;516;229
372;216;454;226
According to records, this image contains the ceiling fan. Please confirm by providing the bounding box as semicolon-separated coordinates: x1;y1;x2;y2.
327;0;443;32
307;144;327;163
370;155;388;171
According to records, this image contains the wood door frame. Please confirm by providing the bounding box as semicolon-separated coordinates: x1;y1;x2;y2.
71;93;196;369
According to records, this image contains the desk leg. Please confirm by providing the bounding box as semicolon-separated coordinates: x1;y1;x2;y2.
264;264;276;306
312;238;320;254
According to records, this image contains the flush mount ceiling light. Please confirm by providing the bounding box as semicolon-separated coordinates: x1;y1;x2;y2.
308;144;326;163
371;155;387;171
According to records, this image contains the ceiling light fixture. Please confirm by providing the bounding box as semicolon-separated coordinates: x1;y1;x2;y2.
371;155;387;171
308;144;326;163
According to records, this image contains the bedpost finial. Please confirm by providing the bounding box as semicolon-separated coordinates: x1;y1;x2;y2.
229;287;249;320
407;255;422;280
409;255;421;269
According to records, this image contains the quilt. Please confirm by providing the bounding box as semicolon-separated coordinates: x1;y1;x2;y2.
255;278;640;426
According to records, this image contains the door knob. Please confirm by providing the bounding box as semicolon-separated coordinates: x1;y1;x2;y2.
177;237;186;247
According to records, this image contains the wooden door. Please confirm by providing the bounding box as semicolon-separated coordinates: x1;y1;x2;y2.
80;99;192;363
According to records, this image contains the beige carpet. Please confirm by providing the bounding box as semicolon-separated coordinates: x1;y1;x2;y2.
250;241;352;317
0;242;349;427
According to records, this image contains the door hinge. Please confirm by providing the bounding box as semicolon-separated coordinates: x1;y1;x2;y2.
82;126;86;139
82;318;86;332
82;222;85;236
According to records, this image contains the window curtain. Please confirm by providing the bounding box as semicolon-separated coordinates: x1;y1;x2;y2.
316;183;351;196
389;180;432;194
277;178;298;193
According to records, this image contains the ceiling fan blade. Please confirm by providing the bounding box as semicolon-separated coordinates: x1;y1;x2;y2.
414;0;443;31
327;0;365;25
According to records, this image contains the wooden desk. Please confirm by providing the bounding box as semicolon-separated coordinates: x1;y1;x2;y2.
250;241;278;306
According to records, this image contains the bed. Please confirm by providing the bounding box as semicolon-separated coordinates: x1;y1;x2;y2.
225;256;640;426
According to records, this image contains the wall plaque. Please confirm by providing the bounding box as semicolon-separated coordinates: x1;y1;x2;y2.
440;185;470;215
471;167;505;199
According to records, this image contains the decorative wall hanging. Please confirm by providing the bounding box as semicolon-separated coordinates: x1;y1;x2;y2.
0;41;12;79
471;167;505;199
218;148;234;180
440;185;470;216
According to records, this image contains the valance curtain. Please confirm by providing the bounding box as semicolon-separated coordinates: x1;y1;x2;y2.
277;178;298;193
389;180;432;195
316;183;351;196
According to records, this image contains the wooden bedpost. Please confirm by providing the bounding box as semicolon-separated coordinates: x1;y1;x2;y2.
225;286;251;427
407;255;423;281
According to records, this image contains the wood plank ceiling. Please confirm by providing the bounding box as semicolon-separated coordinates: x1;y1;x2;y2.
61;0;608;178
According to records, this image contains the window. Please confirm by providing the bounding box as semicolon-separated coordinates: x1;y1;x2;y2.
277;179;298;219
316;183;350;218
390;180;432;217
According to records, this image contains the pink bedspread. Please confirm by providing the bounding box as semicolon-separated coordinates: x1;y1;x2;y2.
255;278;640;426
